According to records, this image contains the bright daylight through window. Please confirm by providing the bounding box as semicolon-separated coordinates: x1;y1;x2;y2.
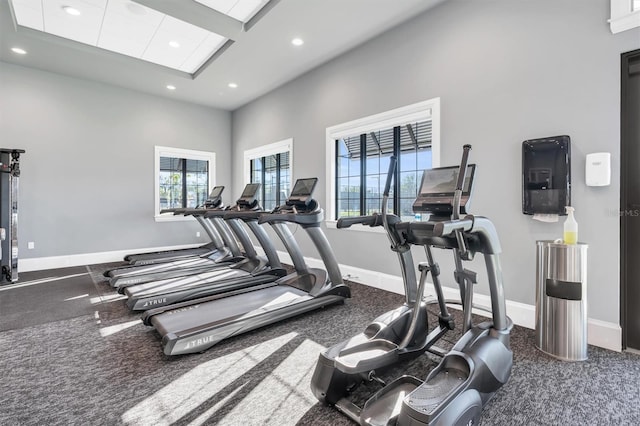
327;98;440;226
155;146;215;220
336;121;433;221
245;139;292;211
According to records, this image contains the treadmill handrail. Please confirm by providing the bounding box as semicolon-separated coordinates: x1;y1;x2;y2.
224;210;263;220
203;201;259;217
258;209;324;226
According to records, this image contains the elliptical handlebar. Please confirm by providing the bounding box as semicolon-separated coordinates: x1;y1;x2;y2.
452;144;472;221
433;216;474;237
337;214;384;229
383;156;397;198
451;145;473;260
382;156;401;248
381;155;397;220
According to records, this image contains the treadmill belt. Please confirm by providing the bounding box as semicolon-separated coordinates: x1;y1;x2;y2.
152;285;309;336
128;247;210;262
111;257;216;277
125;268;248;297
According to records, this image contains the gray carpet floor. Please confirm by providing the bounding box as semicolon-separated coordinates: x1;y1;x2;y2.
0;263;638;425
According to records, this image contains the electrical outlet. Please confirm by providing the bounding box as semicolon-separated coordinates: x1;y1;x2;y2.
196;232;200;237
28;241;35;249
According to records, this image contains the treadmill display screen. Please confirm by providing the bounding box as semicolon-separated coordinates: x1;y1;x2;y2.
209;186;224;199
290;178;317;197
241;183;260;199
418;165;475;197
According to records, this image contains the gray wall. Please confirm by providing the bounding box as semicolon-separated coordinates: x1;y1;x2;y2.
231;0;640;323
0;62;232;258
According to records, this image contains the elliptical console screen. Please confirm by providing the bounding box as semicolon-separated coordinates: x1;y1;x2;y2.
239;183;261;203
414;165;476;214
287;178;318;206
418;165;475;196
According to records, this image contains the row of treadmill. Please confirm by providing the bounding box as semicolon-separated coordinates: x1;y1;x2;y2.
106;145;513;426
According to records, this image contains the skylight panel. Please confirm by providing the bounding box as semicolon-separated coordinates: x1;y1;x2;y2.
10;0;229;75
9;0;44;31
195;0;270;23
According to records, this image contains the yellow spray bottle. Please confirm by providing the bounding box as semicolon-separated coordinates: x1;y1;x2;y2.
563;206;578;244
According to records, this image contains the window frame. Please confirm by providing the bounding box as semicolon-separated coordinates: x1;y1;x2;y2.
154;146;216;222
610;0;640;33
243;138;293;209
325;98;440;232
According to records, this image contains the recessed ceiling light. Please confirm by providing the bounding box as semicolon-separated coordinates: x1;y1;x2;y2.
62;6;81;16
168;40;180;48
166;85;176;90
11;47;27;55
228;83;238;89
291;38;304;46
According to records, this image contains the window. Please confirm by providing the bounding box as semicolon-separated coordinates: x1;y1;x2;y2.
336;122;432;221
154;146;215;221
250;152;291;210
244;139;293;211
609;0;640;33
326;98;440;229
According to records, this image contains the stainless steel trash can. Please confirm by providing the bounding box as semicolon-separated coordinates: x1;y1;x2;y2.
535;240;588;361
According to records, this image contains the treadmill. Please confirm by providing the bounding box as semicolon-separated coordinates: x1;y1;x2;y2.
123;189;289;311
107;185;261;290
104;186;239;283
124;186;227;266
142;178;351;356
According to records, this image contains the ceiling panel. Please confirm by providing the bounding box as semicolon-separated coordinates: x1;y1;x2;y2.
97;0;164;57
2;0;446;110
196;0;239;14
8;0;43;30
42;0;106;46
195;0;269;23
180;33;228;73
10;0;231;74
142;15;212;72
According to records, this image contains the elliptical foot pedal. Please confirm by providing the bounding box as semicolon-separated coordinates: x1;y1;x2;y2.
401;355;482;425
405;367;467;415
334;339;399;375
360;376;421;426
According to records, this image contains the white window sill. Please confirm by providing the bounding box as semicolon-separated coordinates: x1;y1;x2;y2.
609;10;640;33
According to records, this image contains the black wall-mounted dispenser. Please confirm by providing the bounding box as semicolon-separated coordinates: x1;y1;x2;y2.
522;135;571;215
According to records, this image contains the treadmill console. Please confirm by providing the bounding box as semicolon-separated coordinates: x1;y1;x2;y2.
286;178;318;207
237;183;261;207
203;186;224;208
413;165;476;216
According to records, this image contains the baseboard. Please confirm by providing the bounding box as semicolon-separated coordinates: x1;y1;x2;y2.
21;245;622;352
264;248;622;352
20;244;202;272
587;318;623;352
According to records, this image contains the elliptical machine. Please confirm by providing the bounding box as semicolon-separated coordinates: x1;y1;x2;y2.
310;145;512;425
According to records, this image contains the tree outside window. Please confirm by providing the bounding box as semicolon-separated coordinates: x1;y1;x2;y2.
335;121;432;221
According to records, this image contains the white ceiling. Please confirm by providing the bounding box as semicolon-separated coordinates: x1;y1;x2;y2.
195;0;269;22
10;0;233;73
0;0;445;111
